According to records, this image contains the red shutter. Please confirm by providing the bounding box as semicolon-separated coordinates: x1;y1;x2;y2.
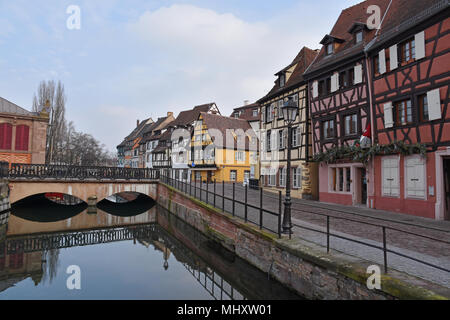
15;125;29;151
0;123;12;150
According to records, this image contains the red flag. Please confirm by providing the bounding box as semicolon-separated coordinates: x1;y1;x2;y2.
362;124;371;138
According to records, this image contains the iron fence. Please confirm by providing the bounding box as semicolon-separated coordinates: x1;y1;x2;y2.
160;174;283;238
3;163;160;181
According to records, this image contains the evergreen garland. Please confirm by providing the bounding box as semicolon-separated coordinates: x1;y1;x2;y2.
313;141;428;165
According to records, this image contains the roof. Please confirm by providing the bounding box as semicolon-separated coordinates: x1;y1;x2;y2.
171;103;218;127
230;102;260;122
200;112;257;150
367;0;448;51
304;0;392;77
259;47;318;102
0;96;35;116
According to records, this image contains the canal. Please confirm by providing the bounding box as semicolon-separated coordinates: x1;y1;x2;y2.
0;194;302;300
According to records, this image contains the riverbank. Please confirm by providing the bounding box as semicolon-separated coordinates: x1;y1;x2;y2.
157;181;450;300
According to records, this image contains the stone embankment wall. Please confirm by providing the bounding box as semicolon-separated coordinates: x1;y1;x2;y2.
156;182;449;300
0;179;10;240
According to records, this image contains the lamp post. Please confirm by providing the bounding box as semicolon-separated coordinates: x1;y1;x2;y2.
281;97;298;238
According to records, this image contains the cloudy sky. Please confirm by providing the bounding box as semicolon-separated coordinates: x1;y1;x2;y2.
0;0;362;151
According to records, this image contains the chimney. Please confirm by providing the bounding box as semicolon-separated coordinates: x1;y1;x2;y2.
167;112;173;117
244;100;250;106
137;119;140;127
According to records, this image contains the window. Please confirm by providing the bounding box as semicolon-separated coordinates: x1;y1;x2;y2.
382;157;400;197
344;114;358;136
339;71;348;89
279;168;286;187
348;68;355;86
234;112;240;119
279;74;285;87
235;151;245;162
346;168;351;192
252;109;258;117
395;100;413;125
355;31;363;44
322;119;335;139
0;123;12;150
266;130;271;151
292;127;301;147
230;170;237;181
326;77;332;95
277;100;284;118
400;38;415;64
293;168;302;188
338;168;344;192
405;156;426;199
318;80;325;97
195;172;202;181
266;103;275;122
418;94;429;122
326;43;334;55
268;173;276;186
278;130;286;149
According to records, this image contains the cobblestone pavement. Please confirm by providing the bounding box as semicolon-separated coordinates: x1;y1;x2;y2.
166;179;450;287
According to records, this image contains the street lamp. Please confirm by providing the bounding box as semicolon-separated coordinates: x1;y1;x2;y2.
281;97;298;238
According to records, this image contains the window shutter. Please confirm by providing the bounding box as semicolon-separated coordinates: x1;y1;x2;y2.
331;73;338;92
0;123;12;150
261;106;265;123
271;130;277;151
312;81;318;98
406;157;426;198
383;102;394;128
354;64;362;84
390;44;398;70
427;88;441;121
382;158;399;196
379;49;386;74
415;31;425;60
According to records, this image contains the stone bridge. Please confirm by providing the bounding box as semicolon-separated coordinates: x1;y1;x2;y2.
1;163;159;204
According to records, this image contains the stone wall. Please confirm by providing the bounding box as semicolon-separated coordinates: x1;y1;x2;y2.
157;182;450;300
0;179;10;213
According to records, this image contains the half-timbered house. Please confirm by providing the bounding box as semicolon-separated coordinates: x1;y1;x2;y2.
366;0;450;219
258;46;319;200
304;0;392;207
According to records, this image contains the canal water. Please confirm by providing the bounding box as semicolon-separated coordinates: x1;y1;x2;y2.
0;195;302;300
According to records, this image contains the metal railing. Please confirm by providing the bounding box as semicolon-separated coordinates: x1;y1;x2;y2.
160;173;283;238
2;163;160;181
289;205;450;274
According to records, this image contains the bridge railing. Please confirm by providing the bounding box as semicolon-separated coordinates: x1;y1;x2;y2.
6;163;160;181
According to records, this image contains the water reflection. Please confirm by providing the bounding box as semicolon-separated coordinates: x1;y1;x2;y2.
0;201;301;300
11;194;87;222
97;193;156;217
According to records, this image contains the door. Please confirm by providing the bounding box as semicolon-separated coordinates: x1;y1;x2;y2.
360;168;367;205
207;171;212;184
444;159;450;220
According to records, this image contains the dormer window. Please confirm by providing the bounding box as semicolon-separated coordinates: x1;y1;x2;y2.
355;31;363;44
326;43;334;55
279;73;286;87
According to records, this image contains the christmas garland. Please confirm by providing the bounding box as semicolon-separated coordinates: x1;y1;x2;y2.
313;141;428;165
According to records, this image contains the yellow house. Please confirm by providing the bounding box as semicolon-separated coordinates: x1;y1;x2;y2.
190;112;257;184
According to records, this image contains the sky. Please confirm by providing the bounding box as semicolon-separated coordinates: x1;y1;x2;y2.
0;0;363;151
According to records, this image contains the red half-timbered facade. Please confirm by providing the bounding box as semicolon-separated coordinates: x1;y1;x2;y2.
304;0;391;207
368;0;450;219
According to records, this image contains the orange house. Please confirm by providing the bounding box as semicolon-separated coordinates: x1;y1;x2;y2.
0;97;49;165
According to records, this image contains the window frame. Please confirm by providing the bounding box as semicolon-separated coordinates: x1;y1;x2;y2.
399;38;416;65
394;99;413;126
418;94;429;122
322;118;336;140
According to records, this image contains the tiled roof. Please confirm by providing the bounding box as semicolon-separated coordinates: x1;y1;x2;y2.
304;0;391;76
259;47;318;102
230;102;260;122
172;103;218;127
0;96;35;116
200;112;257;150
304;0;446;77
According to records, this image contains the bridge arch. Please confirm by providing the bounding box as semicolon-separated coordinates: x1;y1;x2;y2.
8;181;158;204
